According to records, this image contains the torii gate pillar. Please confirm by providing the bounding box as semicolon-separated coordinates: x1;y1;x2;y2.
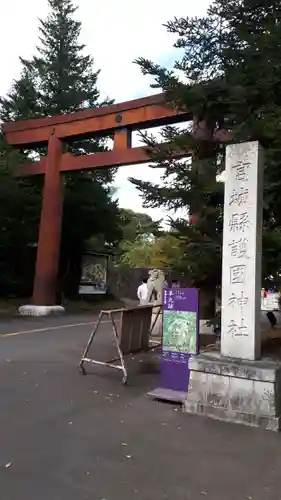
33;133;63;306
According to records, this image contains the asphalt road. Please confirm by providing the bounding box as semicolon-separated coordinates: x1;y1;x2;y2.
1;314;281;500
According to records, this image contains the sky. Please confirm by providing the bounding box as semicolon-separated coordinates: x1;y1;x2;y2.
0;0;211;225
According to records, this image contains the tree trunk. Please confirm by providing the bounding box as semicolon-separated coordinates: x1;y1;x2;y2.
199;287;216;321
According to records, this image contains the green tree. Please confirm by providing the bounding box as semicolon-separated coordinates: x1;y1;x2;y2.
0;138;41;296
0;69;40;122
115;209;181;268
117;232;182;269
119;209;160;242
0;0;121;298
118;235;156;268
131;0;281;317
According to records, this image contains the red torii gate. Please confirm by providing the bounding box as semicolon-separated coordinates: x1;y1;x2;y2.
2;93;227;307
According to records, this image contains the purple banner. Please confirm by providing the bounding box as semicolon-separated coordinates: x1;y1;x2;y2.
160;288;199;392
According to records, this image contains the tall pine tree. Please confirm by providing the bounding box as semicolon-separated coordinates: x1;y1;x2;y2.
0;0;121;298
0;137;42;297
131;0;281;319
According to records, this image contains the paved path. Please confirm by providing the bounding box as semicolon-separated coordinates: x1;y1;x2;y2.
0;314;281;500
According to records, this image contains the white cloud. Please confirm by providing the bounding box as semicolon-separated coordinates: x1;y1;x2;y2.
0;0;210;223
78;0;210;102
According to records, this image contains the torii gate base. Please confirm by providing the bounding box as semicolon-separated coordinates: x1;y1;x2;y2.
3;93;228;316
18;304;65;316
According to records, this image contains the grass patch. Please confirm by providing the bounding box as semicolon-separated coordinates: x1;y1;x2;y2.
63;297;126;314
0;299;21;317
0;296;127;317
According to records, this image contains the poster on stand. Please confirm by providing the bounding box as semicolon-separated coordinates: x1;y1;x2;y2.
78;254;108;295
148;287;199;403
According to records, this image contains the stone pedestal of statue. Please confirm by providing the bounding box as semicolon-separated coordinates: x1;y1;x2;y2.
147;269;165;337
150;304;162;337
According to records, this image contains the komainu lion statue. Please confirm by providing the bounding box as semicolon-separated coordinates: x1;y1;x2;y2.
147;269;166;337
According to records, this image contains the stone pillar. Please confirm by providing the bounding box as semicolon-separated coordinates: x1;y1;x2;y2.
221;141;264;360
184;142;281;431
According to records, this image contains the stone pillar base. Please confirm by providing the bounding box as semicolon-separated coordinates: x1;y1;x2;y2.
18;305;65;317
199;320;214;335
183;353;281;431
151;305;162;337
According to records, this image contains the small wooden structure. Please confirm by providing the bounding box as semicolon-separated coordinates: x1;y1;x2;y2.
79;304;162;384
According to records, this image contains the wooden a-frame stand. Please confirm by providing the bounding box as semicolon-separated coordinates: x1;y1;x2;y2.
79;304;162;384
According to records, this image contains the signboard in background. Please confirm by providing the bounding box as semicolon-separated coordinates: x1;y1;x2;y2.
148;287;199;403
261;289;280;312
79;254;108;295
